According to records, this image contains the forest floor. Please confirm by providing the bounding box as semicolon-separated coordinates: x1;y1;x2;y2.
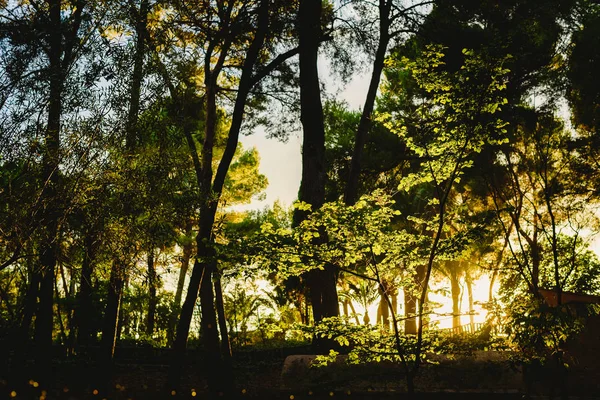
1;346;599;399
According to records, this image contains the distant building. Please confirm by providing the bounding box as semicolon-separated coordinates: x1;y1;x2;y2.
538;288;600;307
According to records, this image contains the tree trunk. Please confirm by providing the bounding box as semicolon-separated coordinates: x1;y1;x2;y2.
405;264;427;335
101;260;123;362
21;268;39;341
76;232;95;347
344;1;391;205
295;0;339;330
465;270;475;331
196;236;225;397
214;270;234;382
342;299;349;318
168;83;226;396
170;223;193;344
378;284;390;330
488;268;498;303
449;265;461;331
165;1;284;393
531;213;540;291
404;287;417;334
348;299;361;325
34;0;64;381
146;250;157;337
174;224;193;308
125;0;149;151
11;266;39;378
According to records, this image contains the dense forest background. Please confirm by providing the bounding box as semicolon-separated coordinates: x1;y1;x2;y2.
1;0;600;398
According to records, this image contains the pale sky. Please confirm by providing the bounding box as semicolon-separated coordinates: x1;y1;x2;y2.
237;59;371;212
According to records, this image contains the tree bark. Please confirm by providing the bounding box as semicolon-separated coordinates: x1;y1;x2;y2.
146;250;157;337
404;286;417;334
125;0;149;151
170;223;193;343
101;260;123;362
214;271;234;384
174;222;193;309
378;282;390;330
33;0;64;381
295;0;339;328
450;267;461;331
75;232;95;347
165;1;293;394
344;0;391;205
168;81;225;395
465;269;475;331
348;299;360;325
405;264;428;334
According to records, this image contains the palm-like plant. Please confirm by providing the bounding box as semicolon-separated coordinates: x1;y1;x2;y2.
347;280;380;325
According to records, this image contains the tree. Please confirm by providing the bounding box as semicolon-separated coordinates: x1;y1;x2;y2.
567;2;600;134
151;0;300;394
378;45;510;392
293;0;341;331
1;0;108;383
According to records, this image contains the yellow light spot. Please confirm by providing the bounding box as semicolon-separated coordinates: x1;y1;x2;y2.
241;389;247;394
191;391;197;397
29;380;34;385
33;382;39;388
92;389;99;395
10;391;17;398
308;391;313;395
290;395;295;400
171;390;176;396
347;390;351;395
40;396;46;400
330;392;335;397
115;384;121;389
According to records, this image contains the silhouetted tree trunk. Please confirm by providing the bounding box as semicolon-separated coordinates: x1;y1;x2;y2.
214;270;233;383
348;299;360;325
168;81;226;397
11;264;39;379
146;250;157;336
101;260;123;362
344;0;392;205
295;0;339;329
166;1;295;394
33;0;64;383
75;232;96;347
448;261;462;331
173;245;191;307
377;281;390;330
169;222;193;343
465;269;475;331
125;0;149;150
404;287;417;334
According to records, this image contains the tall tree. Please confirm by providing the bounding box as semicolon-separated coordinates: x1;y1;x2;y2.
294;0;340;328
340;0;431;205
153;0;300;394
